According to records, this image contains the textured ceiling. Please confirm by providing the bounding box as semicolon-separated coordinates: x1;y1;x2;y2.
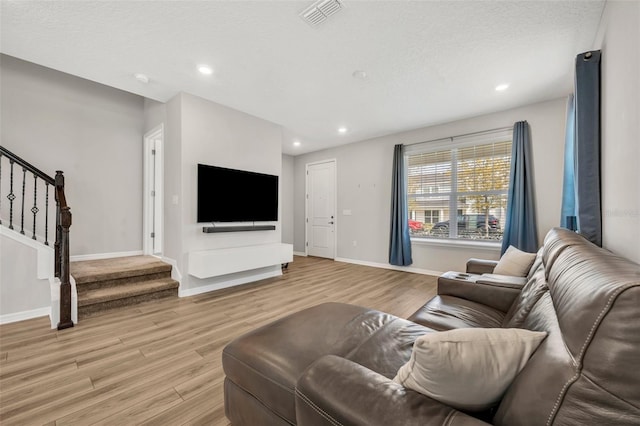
0;1;605;155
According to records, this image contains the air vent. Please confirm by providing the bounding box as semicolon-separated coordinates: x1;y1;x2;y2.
300;0;343;27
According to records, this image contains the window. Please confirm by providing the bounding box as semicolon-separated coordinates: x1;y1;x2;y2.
406;130;512;242
424;210;440;224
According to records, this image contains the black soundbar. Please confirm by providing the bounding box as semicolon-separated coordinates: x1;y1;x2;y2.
202;225;276;233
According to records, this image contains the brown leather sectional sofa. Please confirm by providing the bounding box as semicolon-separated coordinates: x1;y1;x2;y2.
222;228;640;425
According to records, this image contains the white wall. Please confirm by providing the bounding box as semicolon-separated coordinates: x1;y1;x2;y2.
0;232;50;319
294;98;567;273
143;98;167;134
161;95;184;268
169;93;283;292
594;1;640;263
0;54;145;256
281;154;294;244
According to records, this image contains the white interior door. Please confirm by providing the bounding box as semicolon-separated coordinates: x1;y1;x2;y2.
143;125;164;256
306;160;336;259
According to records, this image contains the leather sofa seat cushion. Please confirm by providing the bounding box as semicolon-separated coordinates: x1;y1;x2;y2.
222;302;431;424
343;316;433;379
408;295;505;331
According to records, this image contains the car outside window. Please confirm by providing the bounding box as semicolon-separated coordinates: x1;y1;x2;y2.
406;132;511;242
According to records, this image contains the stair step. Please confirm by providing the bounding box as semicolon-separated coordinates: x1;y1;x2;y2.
76;270;172;292
71;255;172;285
78;278;179;308
72;255;179;319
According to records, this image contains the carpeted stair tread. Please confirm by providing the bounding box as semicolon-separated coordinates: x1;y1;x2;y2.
78;277;179;307
71;255;171;284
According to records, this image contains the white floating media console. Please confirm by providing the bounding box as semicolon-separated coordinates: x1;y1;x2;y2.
189;243;293;279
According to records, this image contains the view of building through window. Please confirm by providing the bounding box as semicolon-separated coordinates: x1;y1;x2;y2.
407;138;511;241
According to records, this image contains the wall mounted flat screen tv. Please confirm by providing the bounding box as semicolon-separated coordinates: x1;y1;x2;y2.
197;164;278;223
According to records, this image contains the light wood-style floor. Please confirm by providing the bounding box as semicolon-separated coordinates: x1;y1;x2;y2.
0;256;437;425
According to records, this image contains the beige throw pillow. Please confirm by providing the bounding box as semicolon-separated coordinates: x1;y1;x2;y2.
393;328;547;411
493;245;537;277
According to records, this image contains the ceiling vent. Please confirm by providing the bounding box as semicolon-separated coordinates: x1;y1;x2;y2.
299;0;343;27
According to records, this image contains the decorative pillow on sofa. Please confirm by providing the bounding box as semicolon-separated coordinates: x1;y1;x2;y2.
393;328;547;411
493;246;537;277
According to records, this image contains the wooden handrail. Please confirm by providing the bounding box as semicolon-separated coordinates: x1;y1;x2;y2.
0;145;73;330
0;146;55;185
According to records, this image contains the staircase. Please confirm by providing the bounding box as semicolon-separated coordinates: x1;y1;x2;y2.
71;255;179;318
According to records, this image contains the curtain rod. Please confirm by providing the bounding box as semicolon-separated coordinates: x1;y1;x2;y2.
404;125;514;147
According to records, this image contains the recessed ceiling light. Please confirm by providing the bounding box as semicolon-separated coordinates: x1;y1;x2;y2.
134;73;149;84
495;83;510;91
352;70;367;80
338;127;348;134
198;65;213;75
293;141;301;147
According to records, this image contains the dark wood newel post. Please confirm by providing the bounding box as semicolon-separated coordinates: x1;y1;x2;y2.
55;171;73;330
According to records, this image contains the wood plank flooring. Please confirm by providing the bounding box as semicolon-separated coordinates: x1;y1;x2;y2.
0;256;437;425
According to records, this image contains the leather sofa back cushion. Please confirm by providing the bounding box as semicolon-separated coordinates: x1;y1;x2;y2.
393;328;546;412
494;242;640;425
501;264;548;328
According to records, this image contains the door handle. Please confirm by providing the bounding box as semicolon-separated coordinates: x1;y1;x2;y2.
328;221;334;225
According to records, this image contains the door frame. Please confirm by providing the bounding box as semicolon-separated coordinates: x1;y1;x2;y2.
143;124;164;256
304;159;337;259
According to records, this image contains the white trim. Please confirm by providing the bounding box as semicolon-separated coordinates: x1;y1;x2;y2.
0;224;50;251
143;124;164;256
70;250;144;262
1;225;54;279
410;238;502;251
335;257;443;277
0;307;50;325
293;251;307;257
178;269;282;298
305;158;337;259
160;255;182;284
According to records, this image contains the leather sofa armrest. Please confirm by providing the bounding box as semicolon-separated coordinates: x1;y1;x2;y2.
438;274;521;313
466;258;498;274
295;355;491;426
476;274;527;289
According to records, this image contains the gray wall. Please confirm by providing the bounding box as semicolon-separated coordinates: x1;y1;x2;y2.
162;93;283;291
294;98;567;273
0;54;145;256
595;0;640;263
281;154;294;244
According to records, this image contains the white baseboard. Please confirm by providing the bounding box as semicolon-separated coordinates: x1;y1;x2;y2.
0;307;50;325
160;256;182;284
179;269;282;298
334;257;442;277
70;250;144;262
293;251;307;257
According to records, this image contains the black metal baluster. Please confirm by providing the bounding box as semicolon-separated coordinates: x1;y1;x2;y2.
8;160;15;229
20;167;26;234
44;182;49;245
32;175;38;240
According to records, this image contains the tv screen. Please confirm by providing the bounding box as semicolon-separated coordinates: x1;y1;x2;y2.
197;164;279;223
